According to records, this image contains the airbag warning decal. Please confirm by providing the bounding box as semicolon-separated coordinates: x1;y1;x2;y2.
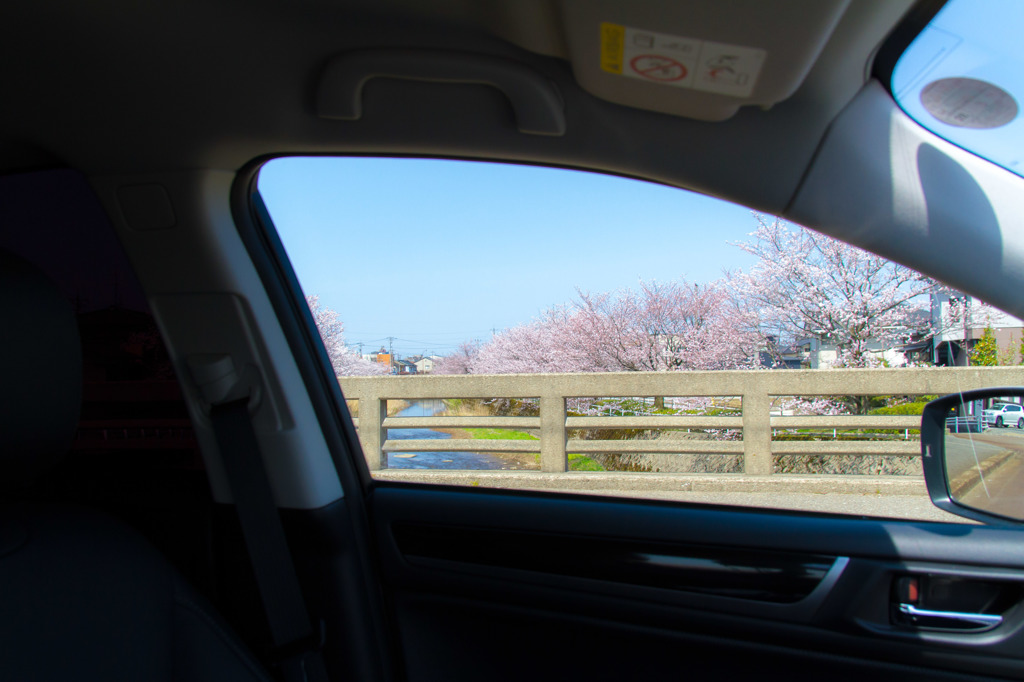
600;23;765;98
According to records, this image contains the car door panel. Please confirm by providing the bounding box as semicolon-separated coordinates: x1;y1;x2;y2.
237;176;1024;679
370;484;1024;680
229;131;1024;682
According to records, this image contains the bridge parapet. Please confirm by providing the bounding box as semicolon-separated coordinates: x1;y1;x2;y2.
340;367;1024;475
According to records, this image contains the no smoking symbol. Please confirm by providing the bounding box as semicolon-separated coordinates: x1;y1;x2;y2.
630;54;687;82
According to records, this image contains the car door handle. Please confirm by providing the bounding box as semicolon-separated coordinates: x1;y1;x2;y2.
898;603;1003;630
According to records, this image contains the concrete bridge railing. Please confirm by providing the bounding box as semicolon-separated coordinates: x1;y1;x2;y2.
339;367;1024;475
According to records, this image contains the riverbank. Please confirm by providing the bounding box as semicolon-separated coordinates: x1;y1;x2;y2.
433;400;539;469
434;398;917;476
386;400;510;470
346;398;412;417
388;399;412;416
435;400;603;470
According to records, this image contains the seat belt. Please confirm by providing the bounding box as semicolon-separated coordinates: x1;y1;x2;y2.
210;396;329;682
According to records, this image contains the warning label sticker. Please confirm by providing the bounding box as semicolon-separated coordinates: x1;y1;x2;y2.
600;23;765;99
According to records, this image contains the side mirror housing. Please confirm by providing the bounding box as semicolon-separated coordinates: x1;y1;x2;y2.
922;388;1024;524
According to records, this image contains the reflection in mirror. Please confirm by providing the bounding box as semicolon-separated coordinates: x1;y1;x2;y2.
944;395;1024;521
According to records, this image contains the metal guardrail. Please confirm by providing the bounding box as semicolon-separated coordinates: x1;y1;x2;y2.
946;416;986;433
339;367;1024;475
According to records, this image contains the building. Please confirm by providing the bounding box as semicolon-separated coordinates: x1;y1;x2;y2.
755;336;803;369
929;292;1024;366
786;294;1024;368
790;336;917;369
406;354;441;374
394;359;417;375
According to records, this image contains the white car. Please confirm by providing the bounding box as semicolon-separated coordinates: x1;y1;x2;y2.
982;403;1024;429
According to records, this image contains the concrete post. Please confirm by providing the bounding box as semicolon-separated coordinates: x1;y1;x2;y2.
359;393;388;470
540;394;567;472
743;390;772;475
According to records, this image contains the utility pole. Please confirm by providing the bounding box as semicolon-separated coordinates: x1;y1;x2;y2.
963;295;971;367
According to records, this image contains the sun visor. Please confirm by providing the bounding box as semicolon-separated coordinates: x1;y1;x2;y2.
558;0;850;121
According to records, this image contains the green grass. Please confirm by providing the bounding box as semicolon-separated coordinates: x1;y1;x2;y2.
464;427;538;440
462;427;605;471
568;454;605;471
770;401;929;439
442;398;467;412
869;401;930;416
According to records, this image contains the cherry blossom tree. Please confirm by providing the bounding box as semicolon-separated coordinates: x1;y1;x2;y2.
306;295;386;376
433;340;482;375
575;280;759;372
729;214;937;369
463;279;758;376
470;306;604;374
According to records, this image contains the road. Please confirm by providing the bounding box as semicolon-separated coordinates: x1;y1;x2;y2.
945;427;1024;481
947;427;1024;520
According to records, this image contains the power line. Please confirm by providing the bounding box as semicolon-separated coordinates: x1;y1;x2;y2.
352;337;469;349
392;337;465;347
346;330;494;339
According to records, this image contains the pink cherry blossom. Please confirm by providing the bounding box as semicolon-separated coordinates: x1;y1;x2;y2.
306;295;387;376
729;214;937;368
460;279;758;376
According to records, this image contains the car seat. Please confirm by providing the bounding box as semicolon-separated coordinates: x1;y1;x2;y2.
0;248;272;681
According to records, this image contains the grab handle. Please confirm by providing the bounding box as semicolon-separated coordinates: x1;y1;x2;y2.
316;49;566;136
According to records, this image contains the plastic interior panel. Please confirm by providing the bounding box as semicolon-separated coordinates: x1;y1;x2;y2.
373;485;1024;679
392;522;850;617
89;171;345;509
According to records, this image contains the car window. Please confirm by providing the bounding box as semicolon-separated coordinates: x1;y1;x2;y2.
256;156;1024;523
891;0;1023;177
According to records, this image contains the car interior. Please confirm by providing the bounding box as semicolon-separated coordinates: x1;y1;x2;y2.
4;0;1024;680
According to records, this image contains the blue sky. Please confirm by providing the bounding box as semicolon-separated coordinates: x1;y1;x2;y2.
258;157;764;357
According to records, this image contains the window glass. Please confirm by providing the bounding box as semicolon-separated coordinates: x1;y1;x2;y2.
258;157;1021;522
892;0;1024;176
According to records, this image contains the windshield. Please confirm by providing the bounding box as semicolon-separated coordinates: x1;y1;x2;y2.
892;0;1023;177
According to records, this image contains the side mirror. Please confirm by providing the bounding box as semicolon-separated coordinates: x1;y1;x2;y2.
922;388;1024;524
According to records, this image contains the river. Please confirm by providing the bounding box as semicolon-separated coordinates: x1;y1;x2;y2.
386;400;509;470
